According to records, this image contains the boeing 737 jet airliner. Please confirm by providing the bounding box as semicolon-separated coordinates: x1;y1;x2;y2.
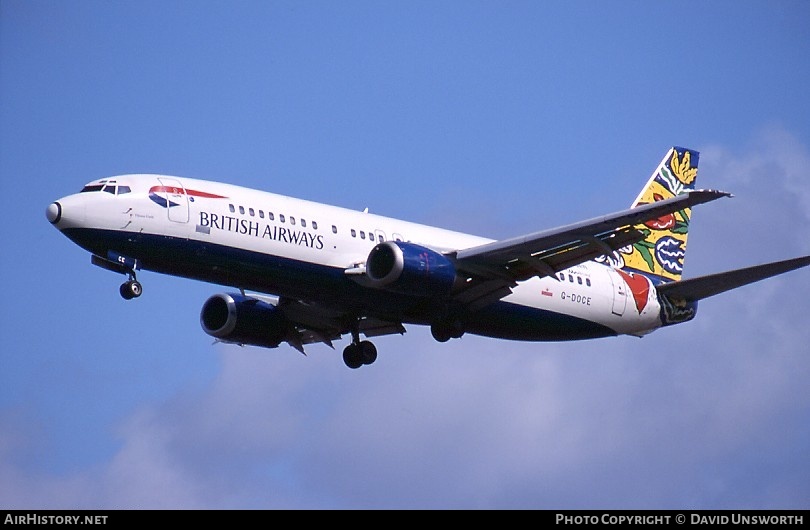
47;147;810;368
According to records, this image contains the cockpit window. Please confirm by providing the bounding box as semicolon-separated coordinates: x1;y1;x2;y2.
81;180;130;195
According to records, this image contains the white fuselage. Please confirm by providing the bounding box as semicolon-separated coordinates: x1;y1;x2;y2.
49;174;665;342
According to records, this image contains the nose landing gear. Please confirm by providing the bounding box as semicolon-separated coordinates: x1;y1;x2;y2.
90;253;144;300
119;277;143;300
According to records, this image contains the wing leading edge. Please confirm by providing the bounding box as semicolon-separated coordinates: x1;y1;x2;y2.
453;189;730;282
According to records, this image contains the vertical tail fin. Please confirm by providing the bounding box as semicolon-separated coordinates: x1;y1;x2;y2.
620;146;700;283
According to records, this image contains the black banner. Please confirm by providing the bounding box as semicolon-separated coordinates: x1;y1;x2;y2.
1;510;808;522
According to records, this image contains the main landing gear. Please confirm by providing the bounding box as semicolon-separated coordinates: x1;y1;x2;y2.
430;318;465;343
342;325;377;369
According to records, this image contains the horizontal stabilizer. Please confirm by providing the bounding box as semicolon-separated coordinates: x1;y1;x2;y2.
657;255;810;302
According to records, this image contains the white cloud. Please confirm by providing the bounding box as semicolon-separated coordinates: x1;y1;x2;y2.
699;126;810;265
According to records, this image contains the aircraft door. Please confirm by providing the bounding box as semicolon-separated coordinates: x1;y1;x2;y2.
158;177;189;223
608;268;627;316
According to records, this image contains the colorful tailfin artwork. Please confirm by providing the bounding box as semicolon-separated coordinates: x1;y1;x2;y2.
620;146;699;283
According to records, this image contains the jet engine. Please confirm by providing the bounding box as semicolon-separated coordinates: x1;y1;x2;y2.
200;293;290;348
365;241;458;296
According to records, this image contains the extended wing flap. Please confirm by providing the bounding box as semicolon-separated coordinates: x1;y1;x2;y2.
657;255;810;302
358;318;407;338
296;328;338;348
275;297;406;349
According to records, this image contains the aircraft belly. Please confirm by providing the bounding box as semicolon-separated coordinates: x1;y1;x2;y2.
493;267;663;339
472;275;613;340
61;227;439;318
463;301;617;341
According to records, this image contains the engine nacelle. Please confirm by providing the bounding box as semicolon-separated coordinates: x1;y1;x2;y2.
200;293;289;348
365;241;458;296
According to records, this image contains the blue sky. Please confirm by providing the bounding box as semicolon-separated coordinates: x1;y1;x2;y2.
2;0;809;509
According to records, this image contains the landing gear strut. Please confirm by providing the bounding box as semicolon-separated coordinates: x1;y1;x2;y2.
342;324;377;369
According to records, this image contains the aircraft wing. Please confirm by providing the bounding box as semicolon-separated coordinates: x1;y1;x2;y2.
274;297;405;354
656;255;810;302
449;189;730;309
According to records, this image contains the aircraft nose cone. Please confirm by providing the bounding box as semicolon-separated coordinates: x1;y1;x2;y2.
46;202;62;224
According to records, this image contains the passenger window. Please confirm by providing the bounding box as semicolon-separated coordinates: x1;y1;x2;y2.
301;219;306;227
568;275;574;283
229;204;235;213
312;221;318;230
118;186;131;194
259;210;264;219
249;208;255;216
331;225;336;233
239;206;245;215
586;279;591;287
360;231;365;239
351;229;356;237
280;214;285;223
269;212;274;221
290;217;295;225
577;277;583;285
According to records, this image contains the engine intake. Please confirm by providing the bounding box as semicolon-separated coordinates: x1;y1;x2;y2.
365;241;457;296
200;293;289;348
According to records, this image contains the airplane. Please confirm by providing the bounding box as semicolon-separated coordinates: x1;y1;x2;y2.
46;146;810;369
